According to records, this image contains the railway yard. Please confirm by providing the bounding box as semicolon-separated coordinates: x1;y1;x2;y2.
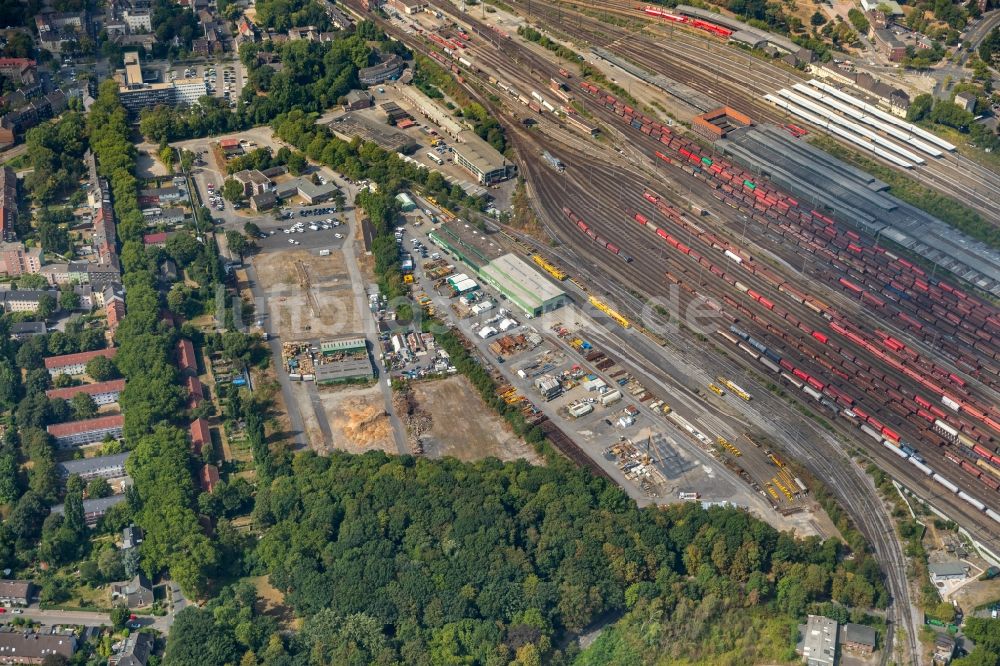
344;0;1000;662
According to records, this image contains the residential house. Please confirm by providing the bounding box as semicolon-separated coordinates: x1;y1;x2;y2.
190;418;210;455
872;28;906;62
108;631;153;666
0;167;18;241
110;574;153;608
106;298;126;334
9;322;46;340
143;232;168;248
0;289;55;313
176;338;197;374
200;464;220;493
47;414;125;448
51;494;125;524
0;579;33;606
0;243;42;276
121;525;143;550
186;375;205;409
0;58;36;86
44;348;117;377
0;632;77;662
46;378;127;405
954;92;976;113
57;451;130;481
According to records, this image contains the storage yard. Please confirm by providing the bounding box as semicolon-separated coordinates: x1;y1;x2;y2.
253;249;362;340
327;1;1000;660
412;375;544;463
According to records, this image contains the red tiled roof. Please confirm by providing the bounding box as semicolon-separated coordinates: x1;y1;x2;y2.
185;375;204;399
107;299;126;330
189;418;210;455
143;232;168;245
46;379;126;400
200;464;220;493
177;338;196;371
218;138;240;148
47;414;124;437
44;348;116;370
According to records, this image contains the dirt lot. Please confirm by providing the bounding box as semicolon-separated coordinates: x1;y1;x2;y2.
412;375;543;464
253;249;361;340
246;575;297;630
304;383;396;454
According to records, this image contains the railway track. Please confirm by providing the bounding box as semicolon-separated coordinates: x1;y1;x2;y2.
498;0;1000;220
508;124;922;666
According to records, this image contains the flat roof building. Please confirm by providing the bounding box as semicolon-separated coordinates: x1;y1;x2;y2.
319;336;368;355
315;357;374;384
329;113;418;154
452;130;515;185
479;254;567;317
802;615;838;666
274;177;337;204
118;51;207;113
842;623;877;656
929;561;970;582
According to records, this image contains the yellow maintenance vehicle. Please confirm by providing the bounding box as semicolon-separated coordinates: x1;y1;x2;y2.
532;254;568;281
588;296;631;329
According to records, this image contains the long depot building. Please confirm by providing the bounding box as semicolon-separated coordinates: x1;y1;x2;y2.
479;254;566;317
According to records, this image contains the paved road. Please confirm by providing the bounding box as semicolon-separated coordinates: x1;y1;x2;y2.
244;260;309;450
13;606;173;633
340;208;410;455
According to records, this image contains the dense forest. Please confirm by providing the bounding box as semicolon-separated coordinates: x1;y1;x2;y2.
164;451;887;665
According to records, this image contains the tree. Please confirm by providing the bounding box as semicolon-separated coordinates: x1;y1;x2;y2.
225;230;250;260
166;231;202;266
70;392;98;419
86;355;120;381
87;477;113;499
110;605;130;630
811;11;827;26
180;149;196;174
59;287;80;311
159;144;176;173
287;151;307;175
36;293;57;320
222;179;246;202
243;222;261;238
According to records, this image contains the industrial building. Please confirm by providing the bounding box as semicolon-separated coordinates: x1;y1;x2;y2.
929;561;970;583
692;106;752;140
319;336;367;355
315;357;375;384
719;124;1000;297
479;254;567;317
329;113;418;154
452;130;515;185
396;192;416;211
842;623;877;656
801;615;838;666
274;177;337;204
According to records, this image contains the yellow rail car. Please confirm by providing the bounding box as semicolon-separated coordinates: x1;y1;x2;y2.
589;296;631;329
532;254;568;281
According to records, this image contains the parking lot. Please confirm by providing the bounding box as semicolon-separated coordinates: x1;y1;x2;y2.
166;61;245;108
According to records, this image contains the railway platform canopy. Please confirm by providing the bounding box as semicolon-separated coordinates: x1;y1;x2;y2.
479;254;566;317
